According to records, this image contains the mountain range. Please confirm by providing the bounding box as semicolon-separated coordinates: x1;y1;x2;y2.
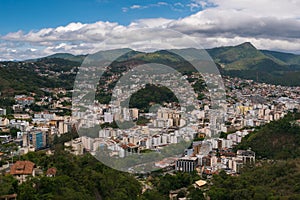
39;42;300;71
41;42;300;85
1;42;300;96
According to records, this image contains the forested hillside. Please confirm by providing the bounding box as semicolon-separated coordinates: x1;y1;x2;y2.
237;112;300;159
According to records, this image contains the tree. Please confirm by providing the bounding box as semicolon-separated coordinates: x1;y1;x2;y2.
0;175;18;196
10;127;21;138
140;189;168;200
188;188;204;200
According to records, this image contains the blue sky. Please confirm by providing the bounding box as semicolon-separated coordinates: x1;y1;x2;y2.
0;0;300;60
0;0;202;35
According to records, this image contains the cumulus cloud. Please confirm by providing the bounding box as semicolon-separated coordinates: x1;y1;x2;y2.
1;0;300;60
2;21;123;43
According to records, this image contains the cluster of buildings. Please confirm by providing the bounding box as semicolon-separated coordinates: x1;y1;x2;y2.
69;72;300;174
1;71;300;176
175;141;255;175
0;91;74;155
0;114;72;154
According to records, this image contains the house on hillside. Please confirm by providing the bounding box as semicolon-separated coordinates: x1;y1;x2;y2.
0;194;17;200
10;161;35;183
14;95;35;106
46;167;57;177
0;152;4;161
0;108;6;116
0;117;9;127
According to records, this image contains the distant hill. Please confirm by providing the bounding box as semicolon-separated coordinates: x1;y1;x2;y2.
205;42;300;85
237;112;300;159
261;50;300;65
40;53;86;63
1;42;300;97
207;42;291;70
26;53;86;63
0;57;80;96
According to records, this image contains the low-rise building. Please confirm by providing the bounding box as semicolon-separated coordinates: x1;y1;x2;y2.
64;138;84;155
176;156;198;172
237;149;255;165
46;167;57;177
0;117;9;127
0;108;6;116
10;161;35;183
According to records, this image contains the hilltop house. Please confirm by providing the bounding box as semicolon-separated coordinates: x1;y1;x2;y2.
0;117;9;127
10;161;35;183
46;167;57;177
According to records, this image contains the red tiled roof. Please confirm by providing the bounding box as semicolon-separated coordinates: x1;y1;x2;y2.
15;97;34;101
46;167;57;176
10;161;35;175
128;143;137;147
120;144;128;149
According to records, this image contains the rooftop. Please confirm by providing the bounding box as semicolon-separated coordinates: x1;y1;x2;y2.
195;180;207;187
178;156;198;161
46;167;57;176
10;161;35;175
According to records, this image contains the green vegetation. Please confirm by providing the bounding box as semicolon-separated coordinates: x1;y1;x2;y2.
141;171;204;199
208;42;273;70
236;112;300;159
208;159;300;199
0;97;14;114
208;42;300;86
2;43;300;99
208;112;300;199
151;172;201;195
41;53;85;63
0;150;142;200
52;126;79;147
0;175;18;197
136;116;150;125
2;149;299;199
8;127;21;138
128;84;179;112
0;149;205;200
261;50;300;65
0;59;78;96
100;121;118;129
223;70;300;86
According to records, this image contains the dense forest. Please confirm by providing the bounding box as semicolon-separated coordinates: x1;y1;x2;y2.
128;84;179;112
2;149;300;199
0;149;205;200
236;112;300;159
208;159;300;199
1;150;141;200
0;59;78;96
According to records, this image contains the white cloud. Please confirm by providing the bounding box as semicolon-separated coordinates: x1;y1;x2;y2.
130;5;142;9
1;0;300;60
187;0;215;11
174;2;184;7
158;2;168;6
129;18;173;28
124;2;170;12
